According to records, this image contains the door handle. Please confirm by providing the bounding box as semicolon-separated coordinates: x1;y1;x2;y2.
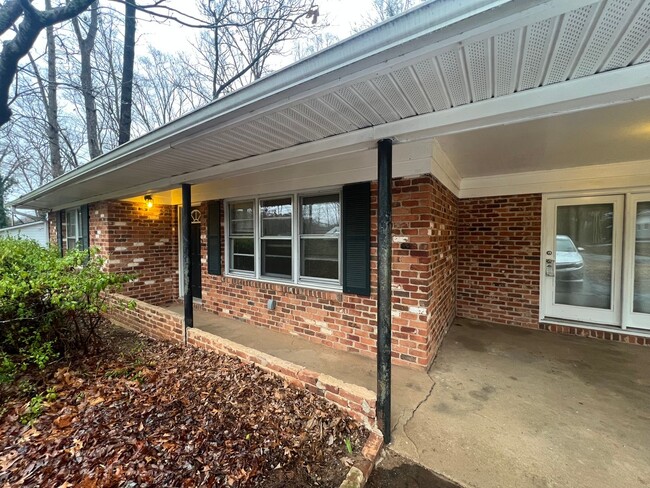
545;259;555;277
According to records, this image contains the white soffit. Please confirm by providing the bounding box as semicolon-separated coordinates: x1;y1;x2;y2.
13;0;650;210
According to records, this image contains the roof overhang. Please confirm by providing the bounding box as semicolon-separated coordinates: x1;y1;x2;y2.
11;0;650;210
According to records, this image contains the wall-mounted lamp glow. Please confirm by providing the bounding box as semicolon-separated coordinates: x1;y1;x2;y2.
144;194;153;209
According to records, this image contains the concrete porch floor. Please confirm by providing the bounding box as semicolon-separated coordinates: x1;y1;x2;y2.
165;305;650;488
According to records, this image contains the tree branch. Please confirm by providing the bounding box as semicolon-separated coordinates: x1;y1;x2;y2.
0;0;95;127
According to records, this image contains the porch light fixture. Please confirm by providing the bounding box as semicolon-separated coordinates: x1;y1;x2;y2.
144;195;153;209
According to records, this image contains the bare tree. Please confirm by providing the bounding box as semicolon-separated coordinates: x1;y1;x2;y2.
352;0;419;32
0;0;96;128
132;47;201;131
117;0;135;144
186;0;319;103
71;1;101;158
293;31;338;61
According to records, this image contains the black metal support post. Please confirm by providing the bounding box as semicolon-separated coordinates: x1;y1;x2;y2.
377;138;392;443
182;183;193;330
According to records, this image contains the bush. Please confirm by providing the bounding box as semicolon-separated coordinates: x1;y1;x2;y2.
0;237;133;380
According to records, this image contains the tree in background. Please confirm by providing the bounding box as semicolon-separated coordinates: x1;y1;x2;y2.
353;0;419;32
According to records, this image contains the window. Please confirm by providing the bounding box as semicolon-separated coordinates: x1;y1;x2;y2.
300;194;340;281
228;201;254;273
261;197;293;279
65;208;80;251
226;191;341;288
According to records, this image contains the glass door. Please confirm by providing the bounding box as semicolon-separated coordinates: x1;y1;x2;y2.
542;196;624;326
623;194;650;330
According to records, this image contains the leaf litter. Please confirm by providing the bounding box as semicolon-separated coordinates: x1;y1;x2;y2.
0;326;369;487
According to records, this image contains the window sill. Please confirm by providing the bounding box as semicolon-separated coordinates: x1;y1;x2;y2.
223;272;344;296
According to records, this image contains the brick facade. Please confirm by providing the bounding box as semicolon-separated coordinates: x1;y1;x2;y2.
48;201;179;305
198;175;458;369
90;201;178;305
48;175;457;369
50;181;649;366
457;194;542;328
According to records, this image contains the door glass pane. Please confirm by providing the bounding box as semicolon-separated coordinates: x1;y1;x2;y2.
634;201;650;314
555;204;613;309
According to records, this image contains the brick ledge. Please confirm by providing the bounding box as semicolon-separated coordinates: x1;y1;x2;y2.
340;430;383;488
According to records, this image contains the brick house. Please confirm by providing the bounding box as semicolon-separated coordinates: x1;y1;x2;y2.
12;0;650;437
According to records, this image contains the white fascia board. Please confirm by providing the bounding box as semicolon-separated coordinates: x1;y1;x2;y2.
12;0;599;209
460;159;650;198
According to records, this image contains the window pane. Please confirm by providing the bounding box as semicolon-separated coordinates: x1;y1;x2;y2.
66;210;77;238
230;201;254;235
233;255;254;272
555;204;613;309
302;194;340;235
261;197;292;236
262;239;292;278
232;237;254;255
230;237;254;272
634;201;650;314
302;238;338;280
67;238;77;250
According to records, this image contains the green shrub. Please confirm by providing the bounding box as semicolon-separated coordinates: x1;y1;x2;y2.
0;237;133;378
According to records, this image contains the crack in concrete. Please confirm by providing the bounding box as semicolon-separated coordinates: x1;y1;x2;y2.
400;374;437;461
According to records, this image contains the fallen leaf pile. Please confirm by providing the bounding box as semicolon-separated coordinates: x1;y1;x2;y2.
0;327;368;487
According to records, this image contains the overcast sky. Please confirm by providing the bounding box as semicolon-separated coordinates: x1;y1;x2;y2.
137;0;379;56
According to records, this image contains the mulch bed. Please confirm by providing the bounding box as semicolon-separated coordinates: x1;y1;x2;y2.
0;326;368;487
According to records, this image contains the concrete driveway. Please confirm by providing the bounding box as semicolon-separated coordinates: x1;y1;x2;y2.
390;319;650;488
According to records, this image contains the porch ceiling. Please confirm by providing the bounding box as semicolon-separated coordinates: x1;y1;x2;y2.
438;98;650;178
12;0;650;210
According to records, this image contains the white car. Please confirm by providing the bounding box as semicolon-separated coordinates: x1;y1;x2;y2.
556;235;585;283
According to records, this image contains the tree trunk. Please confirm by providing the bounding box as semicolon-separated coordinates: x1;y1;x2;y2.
118;0;136;145
45;0;62;178
72;1;101;159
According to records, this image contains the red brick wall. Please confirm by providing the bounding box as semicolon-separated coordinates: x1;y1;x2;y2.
457;194;542;328
426;178;458;363
89;201;179;305
199;175;457;369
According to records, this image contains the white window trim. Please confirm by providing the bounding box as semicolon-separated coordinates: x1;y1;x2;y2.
225;188;343;291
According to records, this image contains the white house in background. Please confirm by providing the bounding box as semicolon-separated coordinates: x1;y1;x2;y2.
0;221;49;246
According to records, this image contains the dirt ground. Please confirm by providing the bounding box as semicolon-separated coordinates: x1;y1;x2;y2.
367;450;461;488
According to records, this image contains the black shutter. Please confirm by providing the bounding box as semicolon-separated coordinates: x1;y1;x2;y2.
56;210;64;256
207;200;222;275
342;182;371;296
80;205;90;251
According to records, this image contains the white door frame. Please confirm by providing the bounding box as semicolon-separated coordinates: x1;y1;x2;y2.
622;193;650;330
541;194;625;326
